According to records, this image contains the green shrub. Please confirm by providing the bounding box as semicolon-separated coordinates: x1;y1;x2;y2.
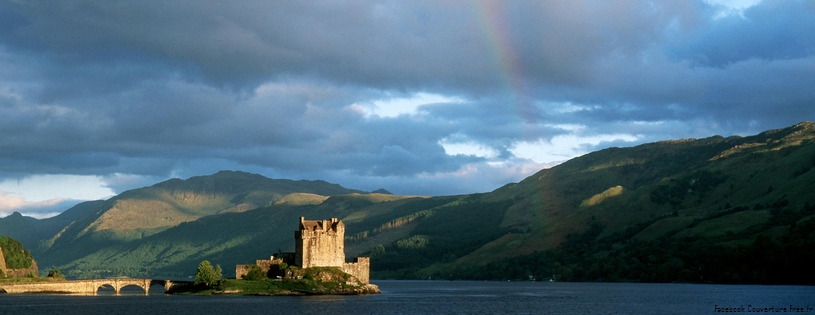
241;265;266;281
396;235;429;249
194;260;222;287
47;269;65;279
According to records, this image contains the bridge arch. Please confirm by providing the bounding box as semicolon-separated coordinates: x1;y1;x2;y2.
149;283;168;294
119;283;149;294
95;283;117;295
92;279;151;295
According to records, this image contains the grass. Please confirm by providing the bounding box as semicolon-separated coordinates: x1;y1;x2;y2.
633;216;696;240
674;210;772;239
580;186;625;207
170;268;374;296
273;193;329;206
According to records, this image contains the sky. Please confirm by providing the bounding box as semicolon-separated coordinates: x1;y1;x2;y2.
1;0;814;218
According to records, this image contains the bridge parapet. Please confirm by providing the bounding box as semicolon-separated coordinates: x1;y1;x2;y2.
0;278;165;295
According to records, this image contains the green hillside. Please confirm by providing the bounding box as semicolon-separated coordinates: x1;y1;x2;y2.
47;193;434;278
2;122;814;283
11;171;365;274
402;121;815;282
0;201;102;247
356;121;815;282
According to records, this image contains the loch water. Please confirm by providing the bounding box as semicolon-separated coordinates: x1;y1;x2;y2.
0;280;812;315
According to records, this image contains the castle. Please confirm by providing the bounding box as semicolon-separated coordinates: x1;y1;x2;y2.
236;217;370;284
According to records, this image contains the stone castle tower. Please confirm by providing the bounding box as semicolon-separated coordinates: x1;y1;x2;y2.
295;217;345;268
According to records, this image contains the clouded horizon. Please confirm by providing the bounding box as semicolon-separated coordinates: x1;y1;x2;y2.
1;0;814;218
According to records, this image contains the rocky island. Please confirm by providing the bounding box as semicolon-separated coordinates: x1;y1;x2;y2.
169;266;380;296
170;217;380;296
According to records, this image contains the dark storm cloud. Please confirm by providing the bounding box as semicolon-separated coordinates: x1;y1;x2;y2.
0;1;495;90
670;0;815;67
0;0;812;199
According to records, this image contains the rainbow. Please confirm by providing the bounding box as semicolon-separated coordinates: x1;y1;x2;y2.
470;0;539;136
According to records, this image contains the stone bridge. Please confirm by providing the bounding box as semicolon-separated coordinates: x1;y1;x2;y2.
0;279;192;295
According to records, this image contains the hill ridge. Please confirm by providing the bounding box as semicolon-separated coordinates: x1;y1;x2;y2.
1;122;812;283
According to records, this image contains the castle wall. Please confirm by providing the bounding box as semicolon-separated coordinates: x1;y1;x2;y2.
342;257;370;284
235;264;251;279
256;257;282;271
236;257;286;279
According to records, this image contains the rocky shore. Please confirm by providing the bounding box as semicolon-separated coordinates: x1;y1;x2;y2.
170;278;380;296
221;283;381;296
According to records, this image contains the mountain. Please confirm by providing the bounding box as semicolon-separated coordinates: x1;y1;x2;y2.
354;121;815;282
2;122;814;283
0;201;101;248
5;171;364;272
420;121;815;282
474;121;815;256
44;193;429;278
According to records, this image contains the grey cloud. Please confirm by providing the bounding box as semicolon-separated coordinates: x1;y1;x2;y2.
0;1;490;90
0;199;84;219
0;0;813;198
669;0;815;67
